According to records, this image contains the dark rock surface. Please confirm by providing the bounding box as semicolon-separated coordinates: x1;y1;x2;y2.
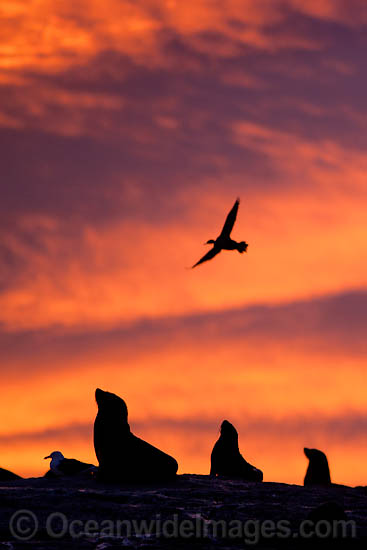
0;475;366;549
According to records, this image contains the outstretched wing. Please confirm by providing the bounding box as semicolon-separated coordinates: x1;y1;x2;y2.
192;247;220;268
219;198;240;238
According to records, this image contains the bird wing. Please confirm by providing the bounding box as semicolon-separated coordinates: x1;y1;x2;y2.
219;198;240;238
192;247;220;268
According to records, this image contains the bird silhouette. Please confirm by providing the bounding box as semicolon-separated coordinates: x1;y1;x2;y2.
192;198;248;268
44;451;97;476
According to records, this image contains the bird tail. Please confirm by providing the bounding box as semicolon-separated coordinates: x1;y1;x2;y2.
237;241;248;253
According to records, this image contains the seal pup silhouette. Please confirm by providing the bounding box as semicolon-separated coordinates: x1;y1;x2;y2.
304;448;331;486
210;420;263;481
94;388;178;482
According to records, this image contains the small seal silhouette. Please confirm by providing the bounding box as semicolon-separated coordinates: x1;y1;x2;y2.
94;388;178;481
304;447;331;486
210;420;263;481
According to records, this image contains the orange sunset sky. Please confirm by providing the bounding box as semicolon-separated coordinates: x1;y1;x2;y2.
1;0;367;484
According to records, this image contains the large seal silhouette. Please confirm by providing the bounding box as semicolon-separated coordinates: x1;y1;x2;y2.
303;447;331;486
210;420;263;481
94;388;178;481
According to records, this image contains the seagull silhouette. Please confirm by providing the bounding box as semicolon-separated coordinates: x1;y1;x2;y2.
44;451;96;476
192;198;248;268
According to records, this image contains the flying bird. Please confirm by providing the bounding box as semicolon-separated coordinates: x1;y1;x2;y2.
44;451;97;477
192;198;248;268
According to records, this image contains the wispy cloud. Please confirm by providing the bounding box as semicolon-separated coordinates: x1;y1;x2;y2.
1;289;367;371
3;411;367;445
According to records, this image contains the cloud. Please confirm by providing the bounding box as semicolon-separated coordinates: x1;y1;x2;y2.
0;0;324;74
288;0;367;25
2;0;367;83
2;410;366;446
0;422;91;446
1;169;367;331
1;289;366;373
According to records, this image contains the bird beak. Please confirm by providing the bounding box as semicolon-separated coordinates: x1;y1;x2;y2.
44;455;51;459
